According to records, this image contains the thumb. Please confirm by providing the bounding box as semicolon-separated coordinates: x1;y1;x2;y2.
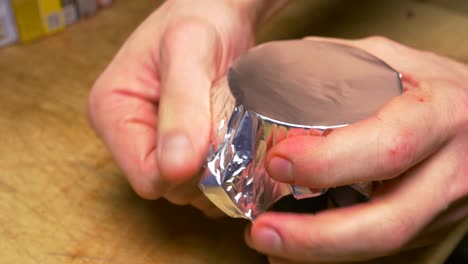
157;19;220;183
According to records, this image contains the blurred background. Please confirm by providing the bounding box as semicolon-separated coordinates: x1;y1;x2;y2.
0;1;466;263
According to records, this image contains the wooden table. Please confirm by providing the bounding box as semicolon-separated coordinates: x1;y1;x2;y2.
0;1;466;263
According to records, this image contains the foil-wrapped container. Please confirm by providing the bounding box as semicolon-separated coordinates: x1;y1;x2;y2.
199;39;402;220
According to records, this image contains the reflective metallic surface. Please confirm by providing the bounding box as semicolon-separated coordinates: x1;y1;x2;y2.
199;40;402;221
200;104;355;220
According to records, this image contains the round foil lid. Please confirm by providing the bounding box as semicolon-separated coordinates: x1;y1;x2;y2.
228;39;402;126
200;39;402;220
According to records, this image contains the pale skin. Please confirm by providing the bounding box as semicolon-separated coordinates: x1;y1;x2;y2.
88;0;286;217
88;0;468;263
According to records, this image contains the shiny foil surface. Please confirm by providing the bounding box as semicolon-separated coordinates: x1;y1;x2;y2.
198;39;402;221
199;103;372;220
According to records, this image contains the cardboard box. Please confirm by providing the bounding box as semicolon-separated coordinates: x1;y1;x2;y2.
37;0;65;35
0;0;18;47
61;0;78;25
12;0;65;43
76;0;96;17
12;0;43;43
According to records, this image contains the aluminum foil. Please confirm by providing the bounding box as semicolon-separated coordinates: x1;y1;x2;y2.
199;102;377;220
199;39;402;221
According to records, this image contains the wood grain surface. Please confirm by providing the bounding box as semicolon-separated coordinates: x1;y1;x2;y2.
0;1;466;263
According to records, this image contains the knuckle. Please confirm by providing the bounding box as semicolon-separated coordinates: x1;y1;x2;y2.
87;85;103;129
375;112;418;178
87;79;117;132
364;35;392;44
359;36;403;56
162;18;213;51
362;36;395;49
383;126;417;177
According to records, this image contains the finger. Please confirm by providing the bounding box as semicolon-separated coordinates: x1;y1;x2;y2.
164;182;203;206
191;196;225;218
88;25;164;199
249;142;459;262
424;196;468;234
304;36;468;82
407;196;468;249
266;78;457;188
157;19;219;183
163;172;204;205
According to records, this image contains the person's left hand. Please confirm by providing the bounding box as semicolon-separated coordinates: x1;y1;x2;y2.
245;36;468;263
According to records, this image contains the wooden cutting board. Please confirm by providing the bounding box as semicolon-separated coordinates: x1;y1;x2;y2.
0;0;466;263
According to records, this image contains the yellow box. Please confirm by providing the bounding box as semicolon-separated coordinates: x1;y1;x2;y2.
37;0;65;35
12;0;64;43
12;0;43;43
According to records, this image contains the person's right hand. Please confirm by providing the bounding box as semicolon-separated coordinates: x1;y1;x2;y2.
88;0;283;217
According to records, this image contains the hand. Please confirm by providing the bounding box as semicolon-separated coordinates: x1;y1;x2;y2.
245;36;468;263
88;0;284;217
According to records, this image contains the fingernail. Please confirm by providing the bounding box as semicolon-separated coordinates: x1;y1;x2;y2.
255;227;282;251
159;133;193;168
268;157;293;183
